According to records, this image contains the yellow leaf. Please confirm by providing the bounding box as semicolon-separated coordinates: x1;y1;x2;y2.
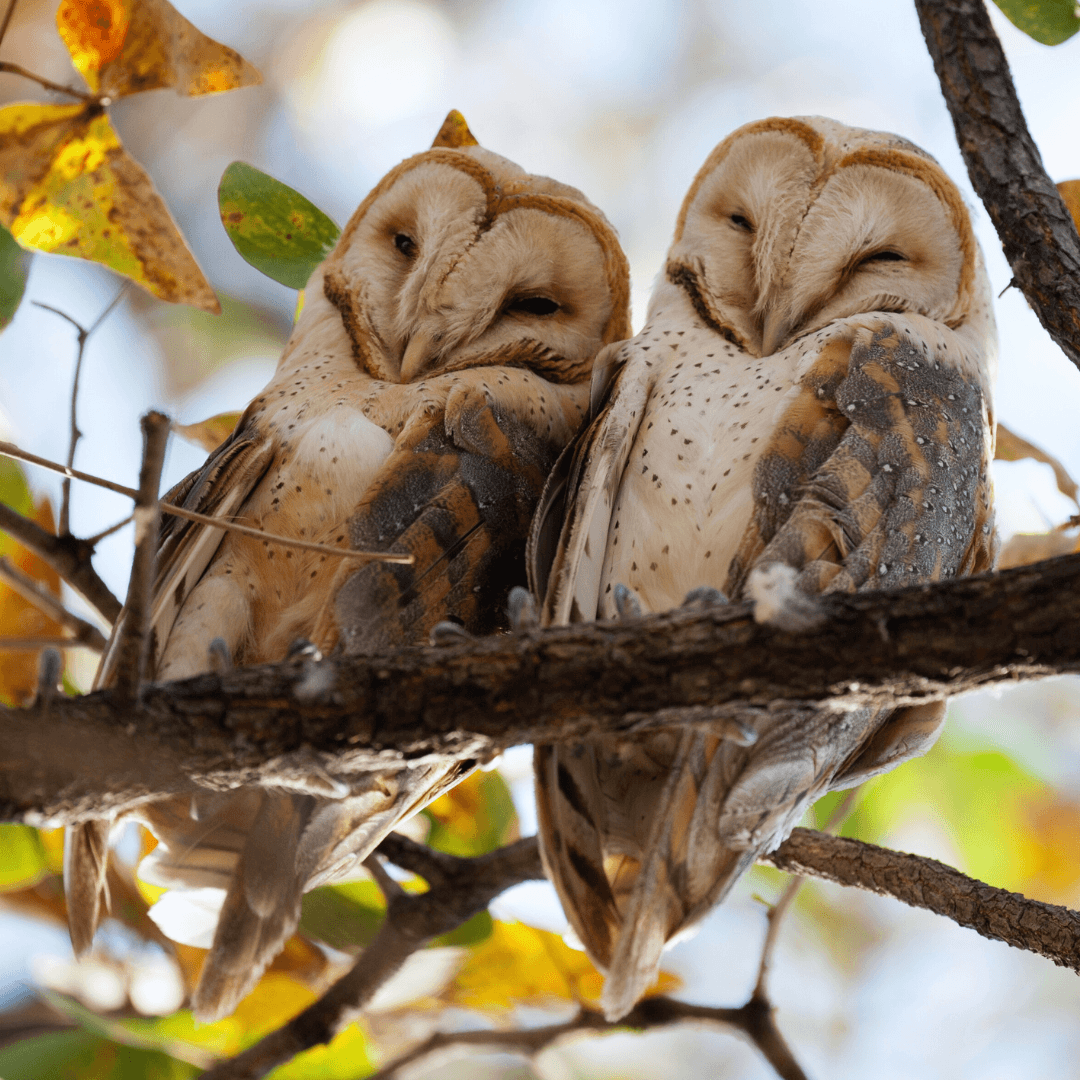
1058;179;1080;235
0;484;61;706
57;0;262;99
997;528;1080;569
0;102;219;311
443;921;679;1011
175;411;242;452
995;422;1079;507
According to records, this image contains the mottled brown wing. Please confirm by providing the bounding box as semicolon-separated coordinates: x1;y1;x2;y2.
333;385;564;652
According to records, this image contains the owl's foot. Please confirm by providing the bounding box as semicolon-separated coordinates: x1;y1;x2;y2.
680;586;728;607
430;620;472;646
208;637;233;673
507;586;538;632
747;563;823;632
36;647;61;708
612;582;642;621
287;637;321;660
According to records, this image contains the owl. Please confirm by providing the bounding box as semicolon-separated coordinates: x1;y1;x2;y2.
528;116;997;1020
64;111;631;1021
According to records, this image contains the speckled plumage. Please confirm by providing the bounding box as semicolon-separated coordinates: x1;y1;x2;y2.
64;113;630;1022
529;116;997;1020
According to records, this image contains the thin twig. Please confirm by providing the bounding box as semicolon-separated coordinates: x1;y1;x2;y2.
83;515;133;546
0;0;18;50
0;61;95;101
111;412;168;701
0;441;413;565
0;637;99;651
0;557;108;651
35;288;129;536
0;502;120;624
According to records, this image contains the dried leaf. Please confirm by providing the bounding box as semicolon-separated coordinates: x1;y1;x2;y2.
218;162;340;290
56;0;262;99
991;0;1080;44
995;422;1079;506
1059;179;1080;234
0;222;31;330
443;921;680;1011
997;528;1080;569
175;411;241;453
0;102;219;311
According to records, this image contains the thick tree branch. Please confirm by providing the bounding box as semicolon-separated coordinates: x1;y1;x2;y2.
762;828;1080;973
915;0;1080;369
2;553;1080;824
0;502;121;624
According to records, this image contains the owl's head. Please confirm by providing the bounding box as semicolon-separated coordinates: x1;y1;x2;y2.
663;116;994;365
318;111;630;386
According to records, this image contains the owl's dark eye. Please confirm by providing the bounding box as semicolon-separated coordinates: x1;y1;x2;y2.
730;214;754;232
859;249;906;266
394;233;418;258
508;295;561;316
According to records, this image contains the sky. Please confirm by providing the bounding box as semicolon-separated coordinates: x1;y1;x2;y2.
2;1;1080;1076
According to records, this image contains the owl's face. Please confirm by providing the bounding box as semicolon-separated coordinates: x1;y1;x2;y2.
322;137;630;387
665;116;990;361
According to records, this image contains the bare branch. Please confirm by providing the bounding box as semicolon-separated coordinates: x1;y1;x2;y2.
0;62;95;102
0;502;121;624
34;288;129;535
0;637;100;652
0;0;18;50
914;0;1080;369
3;552;1080;823
200;837;546;1080
0;557;108;651
112;412;169;701
763;828;1080;973
0;442;413;565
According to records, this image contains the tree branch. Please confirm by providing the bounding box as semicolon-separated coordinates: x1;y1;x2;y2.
111;412;168;701
762;828;1080;973
0;557;108;651
2;553;1080;823
915;0;1080;369
0;502;121;624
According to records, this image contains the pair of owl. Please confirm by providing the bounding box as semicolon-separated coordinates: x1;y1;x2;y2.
65;111;996;1024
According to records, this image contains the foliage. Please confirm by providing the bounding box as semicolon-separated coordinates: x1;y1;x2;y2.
991;0;1080;44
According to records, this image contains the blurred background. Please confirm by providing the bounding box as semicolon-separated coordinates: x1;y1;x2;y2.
2;0;1080;1077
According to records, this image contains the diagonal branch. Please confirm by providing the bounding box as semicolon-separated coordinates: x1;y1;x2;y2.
0;502;121;624
914;0;1080;369
111;412;169;700
0;557;108;651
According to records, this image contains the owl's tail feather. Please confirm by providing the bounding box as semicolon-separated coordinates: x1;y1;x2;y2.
536;730;756;1021
63;821;111;956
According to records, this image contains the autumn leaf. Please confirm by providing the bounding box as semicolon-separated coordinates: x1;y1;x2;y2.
218;162;341;289
175;411;241;452
0;102;219;311
997;527;1080;569
56;0;262;99
991;0;1080;44
443;921;680;1011
424;769;519;858
996;422;1079;506
1059;179;1080;233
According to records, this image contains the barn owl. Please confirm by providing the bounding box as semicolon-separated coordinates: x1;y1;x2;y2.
529;116;997;1020
64;111;631;1021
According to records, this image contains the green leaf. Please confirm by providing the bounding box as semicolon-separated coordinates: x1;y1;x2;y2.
0;823;47;890
0;1030;198;1080
218;163;340;289
0;456;34;518
0;222;30;330
299;879;384;952
991;0;1080;44
265;1024;372;1080
424;770;518;857
431;908;494;948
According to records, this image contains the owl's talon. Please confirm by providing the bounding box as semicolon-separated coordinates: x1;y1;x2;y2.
430;620;472;646
208;637;232;673
507;586;538;632
35;647;61;709
681;586;728;607
287;638;321;661
613;583;642;621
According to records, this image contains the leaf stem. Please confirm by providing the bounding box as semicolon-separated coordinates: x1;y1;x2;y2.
0;61;96;102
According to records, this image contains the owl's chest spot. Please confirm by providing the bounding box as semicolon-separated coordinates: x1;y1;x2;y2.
602;336;796;613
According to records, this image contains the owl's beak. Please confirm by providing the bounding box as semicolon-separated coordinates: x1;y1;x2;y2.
400;330;435;382
759;310;788;357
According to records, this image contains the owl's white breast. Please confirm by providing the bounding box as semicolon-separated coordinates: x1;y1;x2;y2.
598;296;798;616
